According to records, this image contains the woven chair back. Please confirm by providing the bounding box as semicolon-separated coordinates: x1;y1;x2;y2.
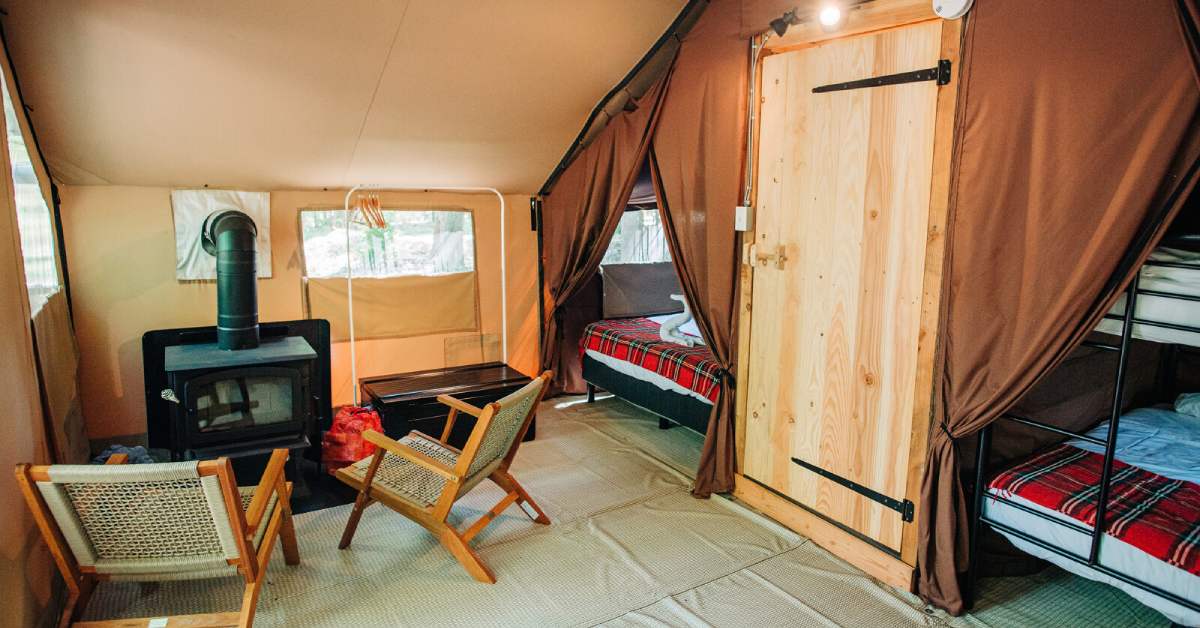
33;461;242;579
465;376;545;479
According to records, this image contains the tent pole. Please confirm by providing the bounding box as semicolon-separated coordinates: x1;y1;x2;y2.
343;185;363;406
342;185;509;407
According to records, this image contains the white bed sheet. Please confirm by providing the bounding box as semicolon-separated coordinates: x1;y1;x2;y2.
984;406;1200;625
1095;247;1200;347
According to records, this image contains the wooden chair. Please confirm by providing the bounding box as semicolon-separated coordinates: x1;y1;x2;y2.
336;370;552;583
14;449;300;628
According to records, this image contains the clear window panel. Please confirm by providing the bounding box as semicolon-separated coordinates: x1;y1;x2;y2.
1;71;60;313
300;209;475;278
602;208;671;265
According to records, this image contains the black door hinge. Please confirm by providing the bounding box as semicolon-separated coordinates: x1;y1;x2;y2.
792;457;916;522
813;59;952;94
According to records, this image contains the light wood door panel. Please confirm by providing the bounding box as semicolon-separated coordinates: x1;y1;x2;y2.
743;21;942;551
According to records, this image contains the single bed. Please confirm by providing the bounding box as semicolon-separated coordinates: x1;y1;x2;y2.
581;315;718;435
981;407;1200;625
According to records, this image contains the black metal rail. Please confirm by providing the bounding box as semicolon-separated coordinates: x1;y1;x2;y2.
790;457;915;522
966;259;1200;614
812;59;952;93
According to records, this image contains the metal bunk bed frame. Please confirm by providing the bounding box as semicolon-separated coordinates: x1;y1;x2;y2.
964;235;1200;613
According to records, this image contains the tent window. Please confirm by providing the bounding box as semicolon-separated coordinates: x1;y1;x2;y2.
602;208;671;265
299;208;476;279
2;69;60;314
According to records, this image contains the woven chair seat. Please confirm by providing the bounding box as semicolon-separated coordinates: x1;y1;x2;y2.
344;433;460;506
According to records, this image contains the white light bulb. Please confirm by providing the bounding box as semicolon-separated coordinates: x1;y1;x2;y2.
818;5;842;28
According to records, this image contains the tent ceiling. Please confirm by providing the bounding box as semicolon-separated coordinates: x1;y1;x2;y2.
2;0;686;193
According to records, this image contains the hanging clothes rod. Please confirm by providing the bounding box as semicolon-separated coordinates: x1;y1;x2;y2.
343;185;508;406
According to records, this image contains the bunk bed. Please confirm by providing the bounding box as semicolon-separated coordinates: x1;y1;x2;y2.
967;238;1200;625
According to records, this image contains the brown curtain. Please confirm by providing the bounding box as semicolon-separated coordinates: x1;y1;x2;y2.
540;74;673;393
650;0;747;498
31;291;89;463
917;0;1200;614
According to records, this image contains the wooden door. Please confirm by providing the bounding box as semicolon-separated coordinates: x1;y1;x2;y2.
742;21;943;551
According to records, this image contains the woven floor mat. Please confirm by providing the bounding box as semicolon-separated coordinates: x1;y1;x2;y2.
82;401;797;626
81;395;1159;627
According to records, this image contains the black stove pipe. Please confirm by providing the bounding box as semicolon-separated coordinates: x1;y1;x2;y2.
202;210;259;350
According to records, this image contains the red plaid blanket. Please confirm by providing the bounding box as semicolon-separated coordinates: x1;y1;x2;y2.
581;317;721;403
989;444;1200;575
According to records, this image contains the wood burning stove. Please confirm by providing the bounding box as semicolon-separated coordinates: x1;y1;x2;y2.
143;320;332;494
142;213;331;492
162;336;316;456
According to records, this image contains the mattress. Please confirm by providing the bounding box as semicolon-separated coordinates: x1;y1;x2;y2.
1095;247;1200;347
581;317;720;406
982;408;1200;625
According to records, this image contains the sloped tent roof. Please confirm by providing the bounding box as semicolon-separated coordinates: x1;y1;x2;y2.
1;0;687;192
538;0;839;195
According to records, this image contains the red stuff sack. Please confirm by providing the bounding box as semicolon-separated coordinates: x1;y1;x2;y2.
321;405;383;474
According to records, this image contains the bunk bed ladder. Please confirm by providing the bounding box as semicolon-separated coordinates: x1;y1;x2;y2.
1087;273;1139;564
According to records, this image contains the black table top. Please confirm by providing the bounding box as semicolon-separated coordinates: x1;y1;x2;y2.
361;362;532;403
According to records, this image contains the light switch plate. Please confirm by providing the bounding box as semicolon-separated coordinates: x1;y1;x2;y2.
735;206;753;232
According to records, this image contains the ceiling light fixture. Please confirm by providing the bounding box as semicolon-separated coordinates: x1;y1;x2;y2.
769;8;801;37
818;5;844;31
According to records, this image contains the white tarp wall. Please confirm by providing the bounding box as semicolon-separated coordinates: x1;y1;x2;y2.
171;189;271;279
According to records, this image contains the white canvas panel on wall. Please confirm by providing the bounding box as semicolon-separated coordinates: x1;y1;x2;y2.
171;189;272;279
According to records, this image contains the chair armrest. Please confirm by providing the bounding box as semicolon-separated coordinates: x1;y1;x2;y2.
362;430;458;480
437;394;482;417
105;453;129;465
245;449;288;533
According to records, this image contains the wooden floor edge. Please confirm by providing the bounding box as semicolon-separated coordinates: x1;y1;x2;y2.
73;610;241;627
732;475;915;592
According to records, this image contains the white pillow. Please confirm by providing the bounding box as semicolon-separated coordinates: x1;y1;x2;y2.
1176;392;1200;418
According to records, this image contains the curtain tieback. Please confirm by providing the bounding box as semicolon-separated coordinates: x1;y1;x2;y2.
939;421;957;444
716;367;736;390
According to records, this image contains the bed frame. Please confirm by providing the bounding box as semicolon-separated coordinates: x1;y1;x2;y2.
579;260;714;436
582;352;712;435
965;234;1200;615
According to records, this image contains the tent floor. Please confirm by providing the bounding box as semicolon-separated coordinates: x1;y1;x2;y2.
81;395;1169;627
